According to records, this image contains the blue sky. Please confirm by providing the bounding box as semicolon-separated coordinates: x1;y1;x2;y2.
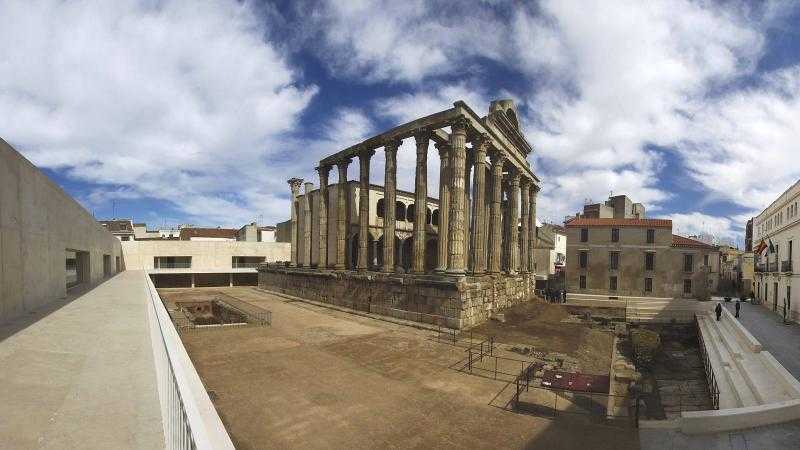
2;0;800;247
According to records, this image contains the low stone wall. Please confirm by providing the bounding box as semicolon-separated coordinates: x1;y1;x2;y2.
257;265;536;329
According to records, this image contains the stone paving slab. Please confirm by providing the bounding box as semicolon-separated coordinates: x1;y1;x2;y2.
0;271;164;449
721;299;800;380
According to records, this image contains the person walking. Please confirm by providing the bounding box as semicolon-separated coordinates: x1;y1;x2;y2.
715;302;723;321
735;299;741;318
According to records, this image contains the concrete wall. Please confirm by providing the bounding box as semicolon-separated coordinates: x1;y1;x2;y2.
121;240;290;270
1;138;123;323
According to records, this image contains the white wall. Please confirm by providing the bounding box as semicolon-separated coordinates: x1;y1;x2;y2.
122;240;291;270
1;138;123;323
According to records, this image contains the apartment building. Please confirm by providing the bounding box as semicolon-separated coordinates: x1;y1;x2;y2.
753;179;800;321
565;217;719;300
578;194;646;220
99;219;135;241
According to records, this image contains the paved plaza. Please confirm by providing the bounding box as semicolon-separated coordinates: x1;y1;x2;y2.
721;299;800;380
0;271;163;449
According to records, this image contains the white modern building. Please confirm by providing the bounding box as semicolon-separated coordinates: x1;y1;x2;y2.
753;179;800;322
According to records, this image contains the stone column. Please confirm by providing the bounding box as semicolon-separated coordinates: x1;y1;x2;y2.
288;178;303;267
303;182;313;267
383;140;401;272
317;165;330;268
528;184;539;274
463;153;473;271
488;152;505;273
508;172;521;274
435;143;450;272
471;134;490;273
357;149;374;271
335;160;350;270
412;128;430;274
447;118;468;274
520;178;530;273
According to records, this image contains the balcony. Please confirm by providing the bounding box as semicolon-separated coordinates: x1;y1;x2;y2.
782;260;793;273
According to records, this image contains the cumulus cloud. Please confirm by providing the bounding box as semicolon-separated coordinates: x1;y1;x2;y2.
666;212;741;246
308;0;795;234
0;0;316;226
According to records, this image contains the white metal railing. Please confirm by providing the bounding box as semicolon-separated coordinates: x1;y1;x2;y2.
144;272;235;450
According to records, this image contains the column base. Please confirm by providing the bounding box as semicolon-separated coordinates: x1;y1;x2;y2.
446;269;466;275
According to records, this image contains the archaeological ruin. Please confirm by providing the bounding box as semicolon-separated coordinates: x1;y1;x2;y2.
258;100;541;328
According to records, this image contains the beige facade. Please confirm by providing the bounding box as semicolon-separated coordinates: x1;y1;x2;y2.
1;138;124;323
565;218;719;300
121;240;290;271
753;179;800;321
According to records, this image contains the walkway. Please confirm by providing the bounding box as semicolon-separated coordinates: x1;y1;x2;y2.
722;299;800;380
0;271;164;449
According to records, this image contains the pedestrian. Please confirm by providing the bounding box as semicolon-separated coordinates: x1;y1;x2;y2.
735;299;741;318
561;290;566;304
715;302;723;321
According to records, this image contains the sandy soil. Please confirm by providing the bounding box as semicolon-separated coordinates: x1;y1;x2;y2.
159;287;638;450
471;301;614;375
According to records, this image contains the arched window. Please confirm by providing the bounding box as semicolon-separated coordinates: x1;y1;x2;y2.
432;209;440;226
395;201;406;221
407;204;416;223
426;207;432;225
376;198;385;218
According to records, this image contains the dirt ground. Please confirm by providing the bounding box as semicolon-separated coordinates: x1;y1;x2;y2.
159;287;638;450
471;301;614;375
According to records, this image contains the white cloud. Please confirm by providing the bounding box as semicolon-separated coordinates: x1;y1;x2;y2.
677;66;800;211
312;0;788;232
666;212;740;245
0;0;316;227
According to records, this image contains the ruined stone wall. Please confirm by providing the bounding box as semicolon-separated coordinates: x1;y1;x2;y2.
258;266;536;329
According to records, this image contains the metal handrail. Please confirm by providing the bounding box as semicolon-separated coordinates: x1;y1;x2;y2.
694;314;720;410
144;273;235;449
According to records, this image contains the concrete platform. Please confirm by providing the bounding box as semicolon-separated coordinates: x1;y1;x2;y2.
0;271;164;449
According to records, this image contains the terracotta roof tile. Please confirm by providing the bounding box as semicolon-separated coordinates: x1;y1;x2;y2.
671;234;716;249
564;218;672;228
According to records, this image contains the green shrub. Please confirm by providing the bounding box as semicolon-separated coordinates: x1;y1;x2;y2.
630;329;661;368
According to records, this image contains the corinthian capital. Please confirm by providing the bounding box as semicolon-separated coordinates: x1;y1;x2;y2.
451;116;468;134
474;132;492;154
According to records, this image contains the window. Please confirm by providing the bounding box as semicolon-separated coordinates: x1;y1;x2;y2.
580;228;588;242
646;229;655;244
645;252;655;271
704;255;709;266
609;276;618;291
684;254;693;272
609;251;619;270
579;275;587;289
683;279;692;294
645;277;653;293
611;228;619;242
121;236;130;241
376;198;385;218
580;251;588;269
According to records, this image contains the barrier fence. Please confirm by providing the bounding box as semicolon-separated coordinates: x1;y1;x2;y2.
145;273;235;450
694;314;721;410
510;363;634;426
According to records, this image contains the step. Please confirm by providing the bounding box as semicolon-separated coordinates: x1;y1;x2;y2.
703;316;759;407
696;315;739;409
